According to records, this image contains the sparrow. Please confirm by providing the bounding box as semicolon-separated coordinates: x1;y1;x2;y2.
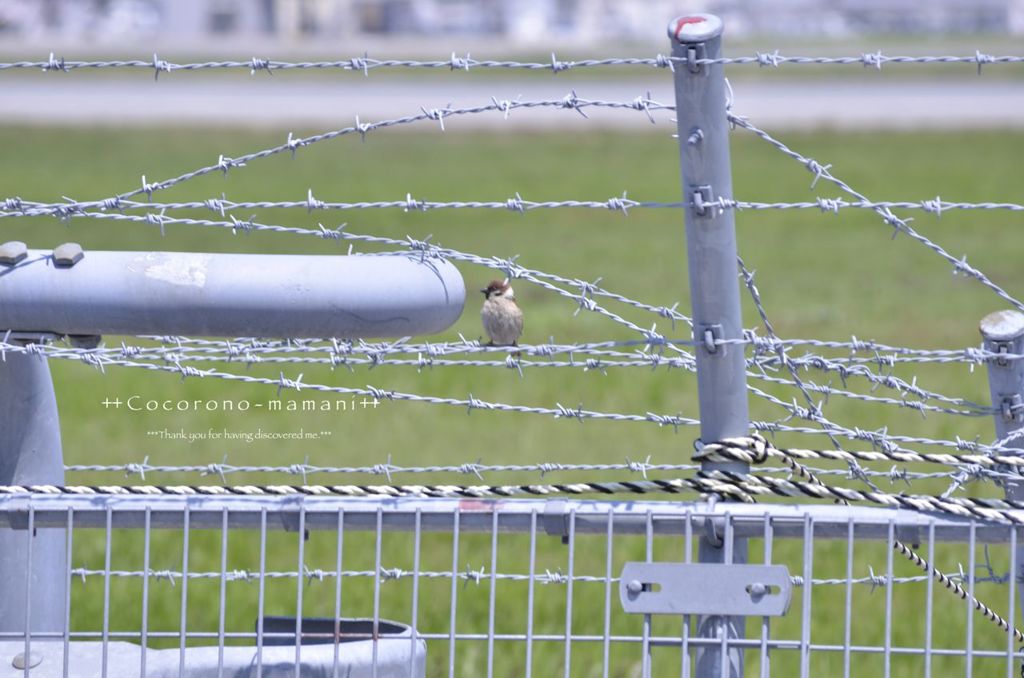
480;279;523;347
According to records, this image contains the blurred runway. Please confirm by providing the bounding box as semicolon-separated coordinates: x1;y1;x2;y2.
2;77;1022;130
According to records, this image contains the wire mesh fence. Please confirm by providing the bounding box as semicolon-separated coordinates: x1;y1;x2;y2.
5;497;1024;676
1;10;1023;678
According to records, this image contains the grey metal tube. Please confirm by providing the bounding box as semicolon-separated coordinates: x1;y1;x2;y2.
1;495;1015;543
0;250;465;338
669;14;749;678
0;351;66;640
979;310;1024;644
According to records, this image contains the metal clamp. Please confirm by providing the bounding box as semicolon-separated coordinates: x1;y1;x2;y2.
701;324;723;355
686;43;707;74
994;341;1012;367
620;562;792;617
1002;394;1023;423
691;185;714;217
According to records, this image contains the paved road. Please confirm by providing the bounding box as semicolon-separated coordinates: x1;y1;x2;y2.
1;77;1022;130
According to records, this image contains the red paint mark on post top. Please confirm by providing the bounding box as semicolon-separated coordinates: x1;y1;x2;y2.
674;16;706;40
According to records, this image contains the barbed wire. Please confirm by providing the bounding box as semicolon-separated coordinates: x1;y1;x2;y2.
2;51;1021;75
64;455;958;485
37;336;996;418
7;94;672;215
63;565;1009;590
1;48;1018;515
0;340;700;430
726;109;1024;313
3;337;1007;459
131;333;1024;366
736;255;869;487
7;194;1023;219
0;210;693;333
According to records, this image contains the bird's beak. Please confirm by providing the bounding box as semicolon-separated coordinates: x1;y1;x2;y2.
480;289;489;295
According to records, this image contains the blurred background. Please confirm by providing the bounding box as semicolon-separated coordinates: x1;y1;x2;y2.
2;0;1024;49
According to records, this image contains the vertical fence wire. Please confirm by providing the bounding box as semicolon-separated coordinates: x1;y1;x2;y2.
371;506;382;678
256;508;267;678
101;507;112;677
448;510;460;678
295;507;307;678
967;522;978;677
63;509;74;678
217;508;228;677
486;509;499;678
1007;528;1018;678
525;509;538;678
409;508;421;678
603;509;614;678
178;505;190;678
760;515;774;678
564;509;578;678
884;521;895;678
23;505;34;678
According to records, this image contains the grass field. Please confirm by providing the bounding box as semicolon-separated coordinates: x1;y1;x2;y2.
2;121;1023;676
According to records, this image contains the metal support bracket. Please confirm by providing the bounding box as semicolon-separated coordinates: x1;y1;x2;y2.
701;324;723;355
686;43;708;74
994;340;1013;367
620;563;792;617
1001;394;1023;423
691;185;714;217
542;500;570;544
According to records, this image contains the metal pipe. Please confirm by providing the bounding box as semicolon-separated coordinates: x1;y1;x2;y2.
0;350;67;642
979;309;1024;640
0;249;465;339
0;495;1014;542
669;14;749;677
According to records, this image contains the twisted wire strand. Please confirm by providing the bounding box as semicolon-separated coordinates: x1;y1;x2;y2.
3;471;1024;523
6;195;1024;218
3;52;1021;74
696;434;1024;472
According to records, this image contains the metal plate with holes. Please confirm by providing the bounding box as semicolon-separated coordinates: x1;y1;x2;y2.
619;563;792;617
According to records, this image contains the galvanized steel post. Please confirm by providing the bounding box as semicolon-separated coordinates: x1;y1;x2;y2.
0;347;67;646
979;310;1024;644
669;14;749;677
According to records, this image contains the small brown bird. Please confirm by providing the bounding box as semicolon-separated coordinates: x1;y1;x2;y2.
480;279;523;346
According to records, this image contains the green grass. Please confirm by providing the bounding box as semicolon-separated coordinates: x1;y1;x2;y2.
3;123;1024;676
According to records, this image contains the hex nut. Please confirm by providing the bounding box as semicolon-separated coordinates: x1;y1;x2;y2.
53;242;84;268
0;240;27;266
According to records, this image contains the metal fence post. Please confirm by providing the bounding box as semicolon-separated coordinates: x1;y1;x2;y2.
669;14;749;678
979;310;1024;650
0;346;67;645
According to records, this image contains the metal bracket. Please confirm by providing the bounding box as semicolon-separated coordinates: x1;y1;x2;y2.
5;509;30;531
1002;394;1023;423
542;500;570;544
691;185;714;217
701;324;723;355
619;562;792;617
895;524;922;549
686;43;708;74
994;341;1012;367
